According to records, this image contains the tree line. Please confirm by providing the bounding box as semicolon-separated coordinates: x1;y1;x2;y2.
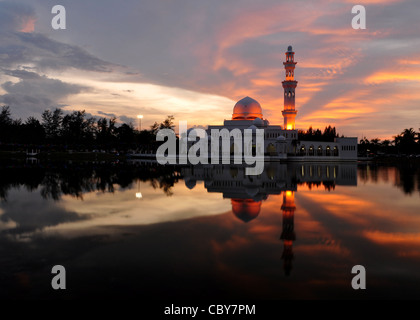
298;125;339;142
359;128;420;156
0;106;175;152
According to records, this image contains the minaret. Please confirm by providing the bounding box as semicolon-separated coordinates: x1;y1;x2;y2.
282;45;298;130
280;190;296;276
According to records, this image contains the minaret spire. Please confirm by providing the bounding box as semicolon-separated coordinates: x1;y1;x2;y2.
282;45;298;130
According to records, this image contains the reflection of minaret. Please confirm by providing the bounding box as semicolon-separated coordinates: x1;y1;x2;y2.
280;191;296;276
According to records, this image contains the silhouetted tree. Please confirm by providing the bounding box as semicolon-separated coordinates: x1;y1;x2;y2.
61;110;96;148
42;108;63;143
394;128;418;154
23;117;45;144
298;125;338;142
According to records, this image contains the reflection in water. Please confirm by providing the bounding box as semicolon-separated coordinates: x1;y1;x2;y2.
180;162;357;276
358;163;420;195
0;160;181;202
280;191;296;276
1;160;420;299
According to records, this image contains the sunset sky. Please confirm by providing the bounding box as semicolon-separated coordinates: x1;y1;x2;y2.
0;0;419;139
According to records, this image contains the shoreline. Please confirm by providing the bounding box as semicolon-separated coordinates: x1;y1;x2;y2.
1;150;420;165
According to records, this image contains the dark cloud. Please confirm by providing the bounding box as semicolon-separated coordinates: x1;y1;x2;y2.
17;32;114;72
119;115;136;124
3;68;40;80
0;1;35;32
97;110;117;118
0;2;119;120
0;32;114;73
0;189;87;235
0;71;89;118
95;112;135;125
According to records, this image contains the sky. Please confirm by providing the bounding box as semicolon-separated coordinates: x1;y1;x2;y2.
0;0;419;139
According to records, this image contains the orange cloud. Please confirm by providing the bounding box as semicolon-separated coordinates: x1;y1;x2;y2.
344;0;405;3
365;70;420;84
364;231;420;245
20;17;36;33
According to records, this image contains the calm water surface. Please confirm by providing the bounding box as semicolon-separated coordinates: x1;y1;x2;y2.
0;161;419;299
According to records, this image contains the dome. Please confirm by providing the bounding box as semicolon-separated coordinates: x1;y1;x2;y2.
231;199;261;223
184;178;196;190
253;117;264;127
245;186;259;197
232;96;263;120
247;124;258;133
276;135;286;141
287;45;293;52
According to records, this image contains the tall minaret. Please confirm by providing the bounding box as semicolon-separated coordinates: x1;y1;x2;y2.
280;190;296;276
282;45;298;130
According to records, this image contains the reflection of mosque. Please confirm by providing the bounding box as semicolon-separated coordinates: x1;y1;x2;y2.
182;162;357;275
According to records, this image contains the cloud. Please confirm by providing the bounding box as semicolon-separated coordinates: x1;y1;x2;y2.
119;115;136;124
0;32;114;73
1;0;420;138
97;110;117;118
0;70;89;117
0;189;88;235
0;1;35;32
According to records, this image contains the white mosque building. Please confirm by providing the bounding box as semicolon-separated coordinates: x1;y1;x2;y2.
206;46;358;161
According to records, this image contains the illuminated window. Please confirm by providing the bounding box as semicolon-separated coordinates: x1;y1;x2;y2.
317;146;323;156
326;146;331;156
309;146;314;156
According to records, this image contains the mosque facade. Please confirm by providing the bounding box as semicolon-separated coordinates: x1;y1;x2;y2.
206;46;358;161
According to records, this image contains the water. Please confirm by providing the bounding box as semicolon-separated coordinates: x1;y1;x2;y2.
1;160;419;299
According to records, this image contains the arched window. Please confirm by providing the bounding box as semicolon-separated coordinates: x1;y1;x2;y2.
326;146;331;156
267;143;276;155
333;146;339;156
300;145;306;156
309;145;314;156
317;146;323;156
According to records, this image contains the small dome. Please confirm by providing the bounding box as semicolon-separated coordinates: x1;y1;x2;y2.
253;117;264;126
184;178;196;190
245;187;259;197
287;45;293;52
248;125;258;130
232;96;263;120
231;199;261;223
276;135;286;141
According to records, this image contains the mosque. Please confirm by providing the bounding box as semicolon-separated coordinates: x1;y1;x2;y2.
207;46;358;161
